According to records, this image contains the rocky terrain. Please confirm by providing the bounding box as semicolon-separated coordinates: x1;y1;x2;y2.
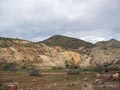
0;36;120;90
0;36;120;69
90;39;120;67
0;37;81;69
41;35;120;68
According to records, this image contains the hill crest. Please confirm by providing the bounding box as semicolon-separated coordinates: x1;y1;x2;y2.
41;35;94;49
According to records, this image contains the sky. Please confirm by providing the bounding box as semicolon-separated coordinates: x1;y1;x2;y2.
0;0;120;43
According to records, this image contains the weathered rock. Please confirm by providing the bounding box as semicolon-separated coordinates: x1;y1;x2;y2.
4;82;20;90
96;74;101;78
1;37;120;69
90;39;120;67
0;39;81;68
95;79;103;84
83;78;88;81
112;73;120;80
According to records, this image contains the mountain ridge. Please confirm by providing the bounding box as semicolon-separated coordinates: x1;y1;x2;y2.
0;35;120;68
40;35;94;49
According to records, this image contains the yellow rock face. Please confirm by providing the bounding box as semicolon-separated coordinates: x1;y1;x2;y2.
0;43;81;68
63;51;81;65
112;73;120;79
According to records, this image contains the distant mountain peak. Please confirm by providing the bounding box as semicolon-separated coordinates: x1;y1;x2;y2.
40;35;94;49
52;35;63;37
96;38;120;48
109;39;118;42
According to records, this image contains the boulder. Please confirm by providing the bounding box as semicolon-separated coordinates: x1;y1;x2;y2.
112;73;120;80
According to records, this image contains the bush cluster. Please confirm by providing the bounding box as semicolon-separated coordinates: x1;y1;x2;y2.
2;63;19;71
29;68;41;77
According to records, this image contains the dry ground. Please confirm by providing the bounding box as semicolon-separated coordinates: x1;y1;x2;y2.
0;70;120;90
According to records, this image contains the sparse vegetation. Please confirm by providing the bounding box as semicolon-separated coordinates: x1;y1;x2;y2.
2;63;19;71
52;67;64;70
0;83;4;90
0;36;120;90
0;37;37;48
67;69;80;75
65;60;79;69
65;60;73;69
77;61;115;73
29;68;41;77
41;35;94;49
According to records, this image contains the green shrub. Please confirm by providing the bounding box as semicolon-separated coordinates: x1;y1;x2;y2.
67;69;80;75
0;83;4;90
29;68;41;77
2;63;19;71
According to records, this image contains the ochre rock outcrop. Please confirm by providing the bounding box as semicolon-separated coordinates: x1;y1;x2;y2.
1;37;120;69
0;39;81;68
63;51;81;65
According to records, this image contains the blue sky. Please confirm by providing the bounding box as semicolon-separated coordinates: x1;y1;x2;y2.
0;0;120;43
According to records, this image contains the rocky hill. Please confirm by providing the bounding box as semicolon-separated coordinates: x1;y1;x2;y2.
41;35;94;49
95;39;120;48
90;39;120;67
40;35;95;68
0;36;120;69
0;37;81;69
77;39;120;68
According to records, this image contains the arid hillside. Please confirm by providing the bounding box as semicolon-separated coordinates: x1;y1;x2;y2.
0;36;120;69
41;36;120;68
0;37;81;69
90;39;120;67
41;35;94;49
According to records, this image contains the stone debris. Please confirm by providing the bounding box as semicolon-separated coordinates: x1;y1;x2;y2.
95;79;104;84
4;82;20;90
83;78;88;81
31;79;37;84
96;73;101;78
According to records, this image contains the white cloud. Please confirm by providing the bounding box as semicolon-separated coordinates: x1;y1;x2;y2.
63;29;119;43
0;0;120;42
